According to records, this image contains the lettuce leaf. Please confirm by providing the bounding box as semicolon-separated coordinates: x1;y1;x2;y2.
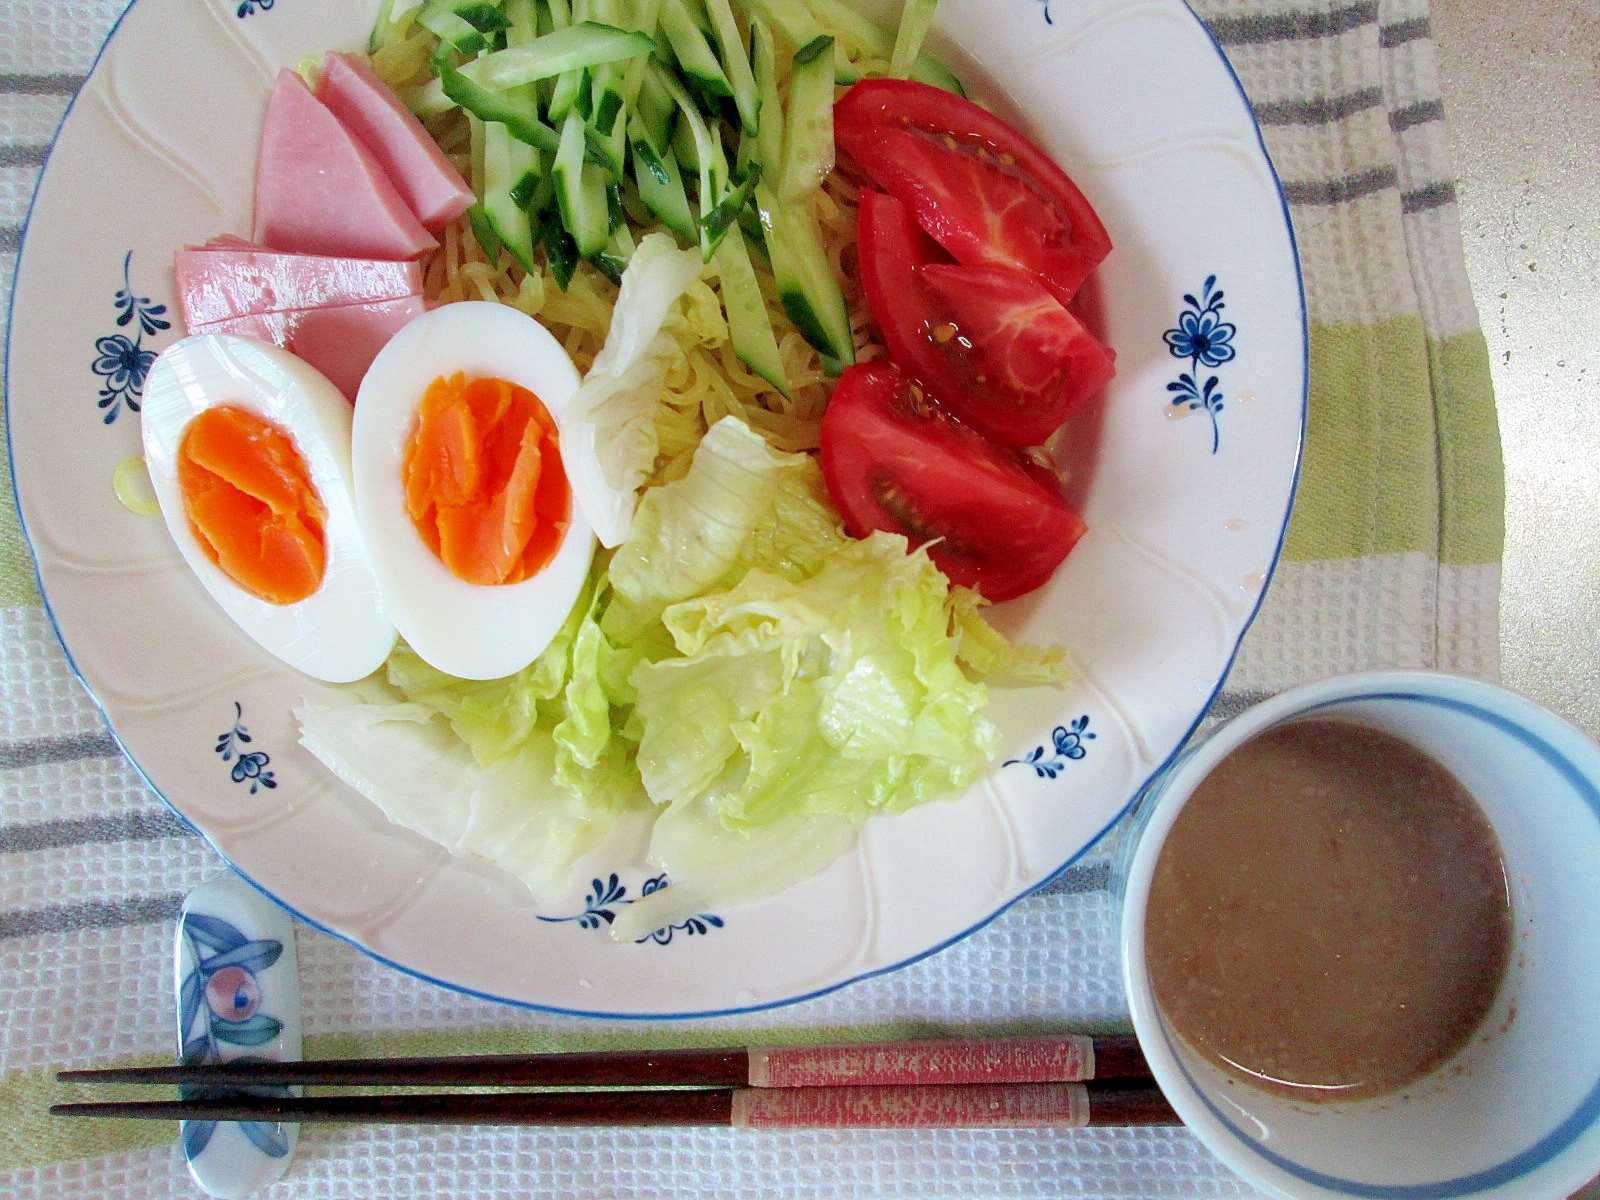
634;531;998;830
299;412;1059;922
295;701;638;900
559;232;705;548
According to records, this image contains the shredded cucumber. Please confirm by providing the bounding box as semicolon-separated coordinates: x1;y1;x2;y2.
379;0;958;389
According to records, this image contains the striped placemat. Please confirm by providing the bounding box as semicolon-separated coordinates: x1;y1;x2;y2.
0;1;1499;1197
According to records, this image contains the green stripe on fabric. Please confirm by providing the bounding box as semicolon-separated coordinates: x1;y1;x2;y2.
1430;329;1503;566
0;389;43;607
1282;317;1440;561
1;1054;172;1169
3;1019;1129;1172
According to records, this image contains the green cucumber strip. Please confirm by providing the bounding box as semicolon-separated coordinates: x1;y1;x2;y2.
633;64;677;153
631;126;697;242
802;0;887;54
513;155;551;210
459;22;654;90
700;161;760;257
548;67;584;122
703;0;759;133
540;202;579;288
678;0;714;35
586;63;628;177
467;201;504;260
736;205;771;271
554;110;611;255
654;62;723;222
750;16;783;178
418;0;508;53
712;223;788;395
743;0;821;53
889;0;940;79
909;53;965;96
369;0;426;54
656;0;732;98
441;64;560;150
756;180;853;372
504;0;536;43
483;121;539;270
779;35;835;203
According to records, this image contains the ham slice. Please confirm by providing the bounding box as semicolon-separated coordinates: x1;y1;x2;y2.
175;245;422;328
253;69;437;261
191;296;427;401
315;52;473;233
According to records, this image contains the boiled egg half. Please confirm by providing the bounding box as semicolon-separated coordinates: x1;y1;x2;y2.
141;334;397;683
352;301;594;680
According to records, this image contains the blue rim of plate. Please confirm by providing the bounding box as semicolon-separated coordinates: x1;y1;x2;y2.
4;0;1309;1020
1158;690;1600;1199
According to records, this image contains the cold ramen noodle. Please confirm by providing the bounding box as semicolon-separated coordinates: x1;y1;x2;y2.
141;0;1119;937
1145;720;1513;1103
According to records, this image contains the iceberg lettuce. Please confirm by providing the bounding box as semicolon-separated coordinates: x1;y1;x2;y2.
299;412;1060;921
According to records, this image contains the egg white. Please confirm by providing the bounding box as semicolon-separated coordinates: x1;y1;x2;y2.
141;334;398;683
352;302;594;681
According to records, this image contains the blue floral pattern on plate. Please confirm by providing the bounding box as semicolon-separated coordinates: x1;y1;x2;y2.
92;251;168;424
176;910;291;1162
539;873;726;945
215;703;277;793
1004;715;1097;779
235;0;276;16
1164;275;1237;453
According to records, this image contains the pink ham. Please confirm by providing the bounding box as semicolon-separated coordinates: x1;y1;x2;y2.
253;69;437;261
315;52;473;233
192;296;427;401
175;245;422;328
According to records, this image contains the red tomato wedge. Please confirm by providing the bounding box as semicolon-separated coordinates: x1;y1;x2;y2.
857;189;1115;447
819;361;1086;601
835;78;1112;308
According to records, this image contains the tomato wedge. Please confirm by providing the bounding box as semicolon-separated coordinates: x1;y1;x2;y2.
819;361;1085;601
857;188;1115;447
835;78;1112;307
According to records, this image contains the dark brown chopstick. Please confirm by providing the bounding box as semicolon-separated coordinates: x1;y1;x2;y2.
51;1081;1177;1129
56;1033;1149;1090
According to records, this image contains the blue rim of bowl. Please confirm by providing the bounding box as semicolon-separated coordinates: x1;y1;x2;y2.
4;0;1310;1020
1159;690;1600;1199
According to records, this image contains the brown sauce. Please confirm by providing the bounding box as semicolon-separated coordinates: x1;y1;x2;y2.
1145;719;1512;1102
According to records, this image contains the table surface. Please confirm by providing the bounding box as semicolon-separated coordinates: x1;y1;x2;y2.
1433;6;1600;1196
1434;0;1600;742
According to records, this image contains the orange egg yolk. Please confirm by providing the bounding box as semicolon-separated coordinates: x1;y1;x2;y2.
401;373;570;586
177;404;328;606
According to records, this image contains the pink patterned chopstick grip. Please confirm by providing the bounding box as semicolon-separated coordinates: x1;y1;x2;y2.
744;1035;1096;1088
731;1083;1091;1129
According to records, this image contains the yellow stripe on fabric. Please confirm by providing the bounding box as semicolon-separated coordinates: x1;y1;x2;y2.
2;1019;1124;1172
1430;329;1504;566
1282;317;1440;562
0;390;44;607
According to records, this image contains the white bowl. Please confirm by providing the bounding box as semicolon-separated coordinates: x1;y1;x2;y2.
1119;670;1600;1200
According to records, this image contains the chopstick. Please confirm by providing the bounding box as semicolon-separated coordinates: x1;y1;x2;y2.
51;1080;1177;1129
56;1033;1150;1090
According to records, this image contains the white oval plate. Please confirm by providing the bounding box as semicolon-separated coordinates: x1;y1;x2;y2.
6;0;1304;1017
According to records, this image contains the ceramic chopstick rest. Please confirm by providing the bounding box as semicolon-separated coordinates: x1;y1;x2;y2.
174;872;302;1198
